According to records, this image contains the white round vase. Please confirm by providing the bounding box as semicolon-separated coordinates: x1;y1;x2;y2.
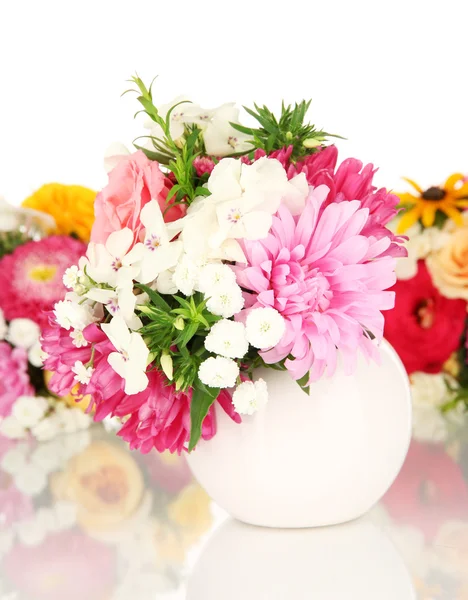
186;339;412;528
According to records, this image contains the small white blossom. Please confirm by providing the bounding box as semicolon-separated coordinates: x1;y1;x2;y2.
6;318;40;350
197;263;237;294
204;319;249;359
0;307;7;341
70;328;88;348
0;531;13;560
31;441;62;473
0;443;28;474
54;299;95;331
62;265;83;290
14;463;48;496
0;416;27;439
83;227;138;288
31;413;62;442
56;404;91;433
53;501;78;530
206;284;245;318
245;307;286;349
155;269;178;295
28;339;45;367
173;254;201;296
232;379;268;415
71;360;94;385
101;316;149;395
12;395;49;428
198;356;239;388
123;200;182;285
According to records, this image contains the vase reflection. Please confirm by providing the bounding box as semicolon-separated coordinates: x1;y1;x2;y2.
187;517;415;600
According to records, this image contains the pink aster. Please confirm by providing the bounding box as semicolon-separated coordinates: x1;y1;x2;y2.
0;236;86;328
0;342;34;417
251;145;406;259
235;185;397;382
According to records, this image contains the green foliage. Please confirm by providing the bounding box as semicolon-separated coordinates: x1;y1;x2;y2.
231;101;342;161
0;230;32;259
189;381;220;451
125;75;206;206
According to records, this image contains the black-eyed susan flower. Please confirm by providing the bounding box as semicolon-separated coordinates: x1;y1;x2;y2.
397;174;468;233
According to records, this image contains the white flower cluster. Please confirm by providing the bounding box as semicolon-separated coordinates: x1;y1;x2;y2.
14;502;78;547
49;158;298;413
0;430;91;497
410;372;465;442
145;97;253;157
169;157;308;263
0;396;91;442
0;310;44;367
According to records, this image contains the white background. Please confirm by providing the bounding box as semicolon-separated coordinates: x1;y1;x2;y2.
0;0;467;205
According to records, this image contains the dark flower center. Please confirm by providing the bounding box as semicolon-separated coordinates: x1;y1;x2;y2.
421;186;446;201
416;298;435;329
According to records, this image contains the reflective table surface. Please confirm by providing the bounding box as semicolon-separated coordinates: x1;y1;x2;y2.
1;416;467;599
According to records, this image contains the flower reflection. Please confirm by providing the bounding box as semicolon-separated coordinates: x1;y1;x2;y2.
0;428;214;599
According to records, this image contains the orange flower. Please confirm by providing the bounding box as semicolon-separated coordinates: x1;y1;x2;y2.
397;174;468;232
22;183;96;242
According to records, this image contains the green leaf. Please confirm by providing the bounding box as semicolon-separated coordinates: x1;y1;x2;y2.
135;284;171;312
194;186;211;197
133;144;172;164
189;381;220;451
296;372;310;395
176;321;200;348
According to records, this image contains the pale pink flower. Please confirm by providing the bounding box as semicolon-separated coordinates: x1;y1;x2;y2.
91;150;186;244
0;342;34;417
235;185;397;382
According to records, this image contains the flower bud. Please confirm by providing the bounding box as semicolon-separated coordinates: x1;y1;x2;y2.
160;352;174;380
174;316;185;330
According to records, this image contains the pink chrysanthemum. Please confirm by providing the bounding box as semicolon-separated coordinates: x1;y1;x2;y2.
251;145;406;259
0;342;34;417
0;236;86;328
235;185;397;382
43;319;241;453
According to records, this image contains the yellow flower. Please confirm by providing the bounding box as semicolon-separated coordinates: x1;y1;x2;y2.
51;441;144;533
22;183;96;242
167;483;213;545
397;174;468;233
44;370;92;413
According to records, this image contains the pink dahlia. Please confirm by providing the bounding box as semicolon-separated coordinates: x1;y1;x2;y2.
0;342;34;416
235;185;397;382
0;236;86;328
251;145;406;259
43;320;241;453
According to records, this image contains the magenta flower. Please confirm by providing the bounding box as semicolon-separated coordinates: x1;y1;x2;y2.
235;185;397;382
43;319;241;453
0;236;86;328
250;145;406;259
0;342;34;417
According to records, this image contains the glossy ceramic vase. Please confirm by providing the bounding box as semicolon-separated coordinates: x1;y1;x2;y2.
186;339;412;528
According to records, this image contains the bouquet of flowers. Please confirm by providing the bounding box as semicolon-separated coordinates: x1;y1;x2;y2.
0;184;96;440
42;75;406;454
385;174;468;435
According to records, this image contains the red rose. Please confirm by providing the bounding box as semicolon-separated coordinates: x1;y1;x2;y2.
384;260;466;374
383;440;468;540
